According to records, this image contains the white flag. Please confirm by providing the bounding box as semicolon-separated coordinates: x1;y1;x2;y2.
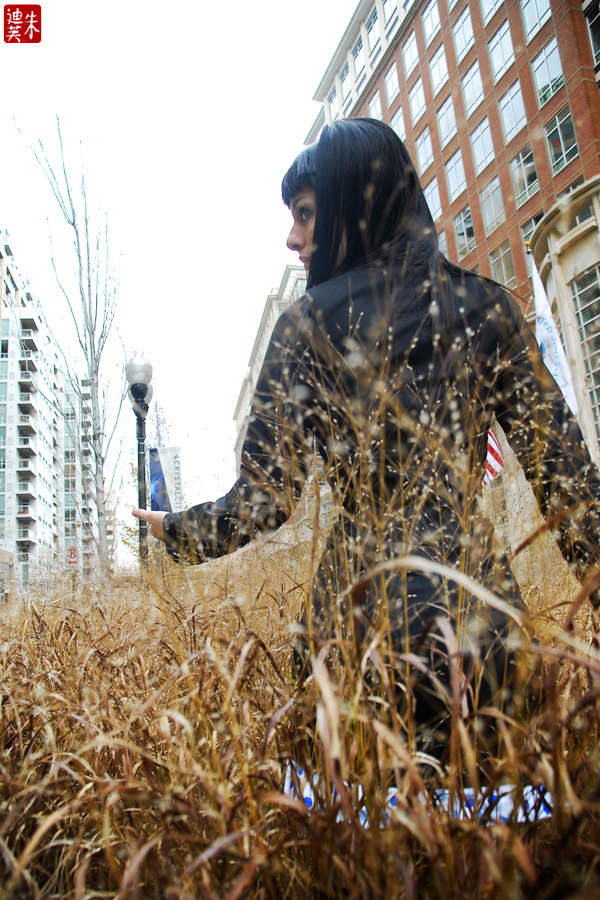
533;260;578;415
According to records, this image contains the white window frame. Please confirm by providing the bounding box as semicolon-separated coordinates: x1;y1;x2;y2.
383;0;398;23
480;176;506;235
366;7;379;55
416;127;435;174
510;144;539;206
499;80;527;143
470;116;495;174
409;78;427;125
489;20;515;83
454;205;476;259
437;94;457;148
481;0;504;26
453;7;475;63
588;4;600;66
545;105;579;175
353;36;365;78
521;0;552;43
446;148;467;202
422;0;441;46
403;31;418;77
570;266;600;439
462;61;484;117
438;229;449;255
369;89;383;120
424;176;443;220
532;37;564;106
385;61;400;104
340;62;351;101
490;239;517;289
391;107;406;140
328;86;339;121
429;43;449;96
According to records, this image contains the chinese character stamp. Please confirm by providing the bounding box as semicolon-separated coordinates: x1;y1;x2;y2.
4;5;41;43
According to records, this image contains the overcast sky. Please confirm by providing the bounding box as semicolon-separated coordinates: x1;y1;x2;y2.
1;0;358;538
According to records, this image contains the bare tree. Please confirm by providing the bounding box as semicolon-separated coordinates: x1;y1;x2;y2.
32;119;126;564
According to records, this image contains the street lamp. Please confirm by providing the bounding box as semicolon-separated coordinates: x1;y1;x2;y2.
126;355;153;565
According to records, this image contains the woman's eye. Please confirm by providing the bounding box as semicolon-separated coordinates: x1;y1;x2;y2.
300;207;312;222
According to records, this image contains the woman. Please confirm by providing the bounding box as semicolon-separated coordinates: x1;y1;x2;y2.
135;119;600;748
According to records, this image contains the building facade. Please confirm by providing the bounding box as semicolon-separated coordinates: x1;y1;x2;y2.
308;0;600;306
306;0;600;460
0;230;98;583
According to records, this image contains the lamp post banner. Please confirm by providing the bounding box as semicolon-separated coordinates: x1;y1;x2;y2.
150;447;184;513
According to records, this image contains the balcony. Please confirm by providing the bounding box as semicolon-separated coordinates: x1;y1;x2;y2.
17;458;36;474
18;414;37;435
17;528;36;543
20;329;38;351
19;350;38;370
17;482;35;499
17;505;35;521
18;393;37;412
18;369;37;390
17;435;36;456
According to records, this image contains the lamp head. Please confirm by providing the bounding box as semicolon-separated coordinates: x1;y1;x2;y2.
126;356;153;388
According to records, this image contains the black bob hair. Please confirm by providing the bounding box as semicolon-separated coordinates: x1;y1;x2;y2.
282;118;441;294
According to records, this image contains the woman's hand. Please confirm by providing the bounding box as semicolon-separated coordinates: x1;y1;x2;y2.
132;509;168;542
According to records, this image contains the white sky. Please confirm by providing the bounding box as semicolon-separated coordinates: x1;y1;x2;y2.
1;0;358;530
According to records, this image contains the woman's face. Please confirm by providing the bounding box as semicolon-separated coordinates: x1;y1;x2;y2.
286;187;316;271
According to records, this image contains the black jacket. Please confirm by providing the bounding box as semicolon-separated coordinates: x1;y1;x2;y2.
164;261;600;638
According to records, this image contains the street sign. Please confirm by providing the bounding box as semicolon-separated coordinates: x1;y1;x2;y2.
66;545;78;565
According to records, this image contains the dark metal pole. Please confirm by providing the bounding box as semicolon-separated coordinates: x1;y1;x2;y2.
136;413;148;566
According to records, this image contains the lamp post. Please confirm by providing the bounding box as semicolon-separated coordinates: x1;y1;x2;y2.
126;356;153;565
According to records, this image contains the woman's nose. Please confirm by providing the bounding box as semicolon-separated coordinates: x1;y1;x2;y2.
287;223;303;252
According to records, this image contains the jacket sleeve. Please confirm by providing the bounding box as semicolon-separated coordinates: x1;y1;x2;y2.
487;285;600;593
162;305;314;565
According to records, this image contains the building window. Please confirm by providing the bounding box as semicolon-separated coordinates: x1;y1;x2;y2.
437;94;457;147
462;61;484;117
499;80;527;142
385;61;400;103
570;266;600;438
353;36;365;78
521;211;544;273
453;7;475;63
422;0;441;46
480;176;506;234
409;78;427;125
510;144;539;206
383;0;398;22
429;43;449;96
471;117;495;174
340;63;351;101
454;205;476;259
391;106;406;140
559;177;593;227
366;7;379;54
481;0;504;25
446;148;467;202
521;0;552;42
403;31;418;76
532;37;564;106
545;105;578;174
490;239;517;289
369;90;383;120
416;127;435;173
438;229;449;255
588;4;600;66
424;177;443;220
329;86;339;120
489;20;514;82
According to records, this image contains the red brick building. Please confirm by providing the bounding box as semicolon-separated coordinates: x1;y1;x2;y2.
306;0;600;455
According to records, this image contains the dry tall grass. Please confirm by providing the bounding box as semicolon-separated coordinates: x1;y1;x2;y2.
1;487;600;900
